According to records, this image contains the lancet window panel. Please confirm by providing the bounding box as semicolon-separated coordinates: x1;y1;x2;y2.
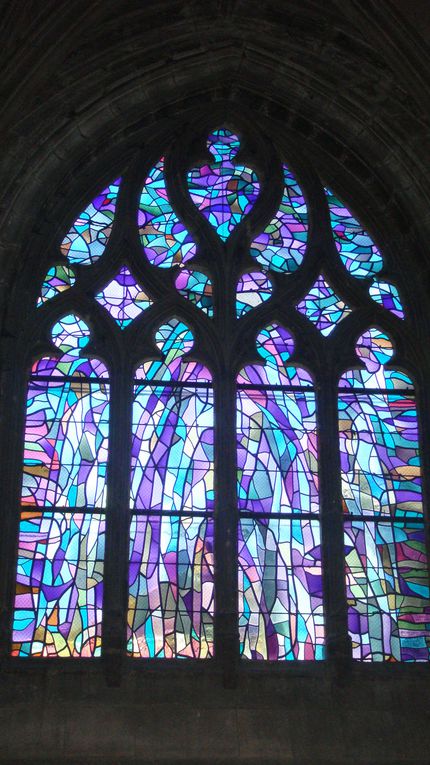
6;118;430;668
12;315;110;657
339;329;430;661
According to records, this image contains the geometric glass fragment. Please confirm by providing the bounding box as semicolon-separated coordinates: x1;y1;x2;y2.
239;518;324;660
187;128;260;241
95;265;153;329
37;264;76;307
175;268;213;316
325;187;383;278
128;515;214;658
338;389;423;518
250;165;308;272
369;280;405;319
139;158;196;268
296;274;352;336
130;382;214;513
60;178;121;266
345;520;430;661
237;387;319;515
236;271;272;318
12;512;105;657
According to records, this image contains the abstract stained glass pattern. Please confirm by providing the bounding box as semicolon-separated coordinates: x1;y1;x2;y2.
187;128;260;241
139;158;196;268
128;515;214;658
326;187;383;278
369;280;405;319
12;512;105;657
338;390;422;518
239;518;324;660
129;320;214;658
236;271;272;318
250;165;308;272
237;325;317;515
237;324;323;660
344;521;430;661
131;321;213;512
296;275;352;336
339;328;429;661
37;264;76;307
22;315;110;508
61;178;121;265
95;265;153;329
338;329;421;518
174;268;214;316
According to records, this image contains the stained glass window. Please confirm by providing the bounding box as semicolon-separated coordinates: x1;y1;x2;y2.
10;122;427;669
339;329;430;661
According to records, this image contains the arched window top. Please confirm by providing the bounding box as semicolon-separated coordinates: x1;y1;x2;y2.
135;319;212;383
32;314;108;379
237;323;313;387
339;327;413;389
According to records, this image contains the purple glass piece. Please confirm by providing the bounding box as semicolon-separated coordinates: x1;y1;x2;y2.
369;280;405;319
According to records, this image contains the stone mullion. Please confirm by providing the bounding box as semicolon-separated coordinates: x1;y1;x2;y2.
316;377;351;666
0;348;28;659
414;373;430;598
212;249;239;684
213;368;239;685
101;358;133;684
